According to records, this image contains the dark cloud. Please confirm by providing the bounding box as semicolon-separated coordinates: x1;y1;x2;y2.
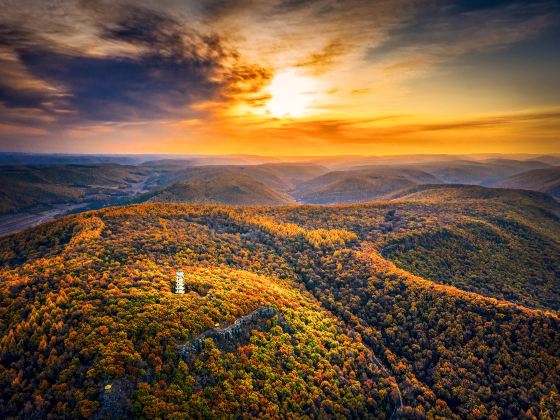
0;6;270;127
0;24;59;125
0;82;46;110
367;0;560;62
103;7;181;46
275;0;320;12
0;24;31;47
18;49;215;122
200;0;257;19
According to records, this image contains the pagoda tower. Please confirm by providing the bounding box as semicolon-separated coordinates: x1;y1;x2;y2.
175;270;185;294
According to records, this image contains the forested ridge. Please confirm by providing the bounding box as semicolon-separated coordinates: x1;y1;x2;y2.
1;189;559;418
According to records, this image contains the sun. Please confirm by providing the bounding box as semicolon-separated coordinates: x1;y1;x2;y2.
265;70;316;118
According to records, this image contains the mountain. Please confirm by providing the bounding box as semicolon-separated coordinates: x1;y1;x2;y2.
1;192;559;418
528;155;560;166
0;162;328;235
133;163;327;193
383;184;560;310
140;175;294;205
293;167;440;204
0;164;150;215
389;183;559;206
0;157;557;236
0;153;147;165
396;159;551;185
135;163;328;205
0;153;283;166
298;157;554;205
493;167;560;199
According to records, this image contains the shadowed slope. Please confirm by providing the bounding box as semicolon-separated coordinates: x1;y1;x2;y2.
493;167;560;199
0;164;149;215
293;167;440;204
139;174;294;205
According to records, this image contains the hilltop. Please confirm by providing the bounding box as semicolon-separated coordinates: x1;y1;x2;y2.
1;189;559;418
292;167;440;204
402;158;551;185
139;175;294;206
0;164;150;215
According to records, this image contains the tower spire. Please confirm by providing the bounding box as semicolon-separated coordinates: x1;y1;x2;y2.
175;270;185;294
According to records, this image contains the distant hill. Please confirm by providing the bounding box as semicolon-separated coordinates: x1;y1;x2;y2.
0;164;149;215
402;159;551;185
1;156;558;236
142;163;328;192
493;167;560;199
293;167;440;204
0;153;146;165
140;174;294;205
389;183;560;207
529;155;560;166
0;153;283;166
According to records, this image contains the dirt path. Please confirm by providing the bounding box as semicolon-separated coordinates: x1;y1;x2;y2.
370;352;403;419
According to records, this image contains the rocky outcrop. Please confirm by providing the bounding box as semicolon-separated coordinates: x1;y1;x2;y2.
178;306;292;359
94;378;133;420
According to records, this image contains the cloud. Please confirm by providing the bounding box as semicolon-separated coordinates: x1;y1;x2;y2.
368;1;560;76
399;110;560;135
0;122;46;136
259;109;560;145
296;40;348;74
199;0;258;19
102;6;184;52
0;4;271;128
0;0;558;154
0;24;70;126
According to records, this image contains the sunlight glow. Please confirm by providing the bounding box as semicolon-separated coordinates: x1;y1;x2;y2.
265;70;316;118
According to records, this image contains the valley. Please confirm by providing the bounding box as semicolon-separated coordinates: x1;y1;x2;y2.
0;204;90;237
1;154;558;236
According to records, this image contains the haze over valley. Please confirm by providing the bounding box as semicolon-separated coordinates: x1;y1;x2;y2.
1;153;559;236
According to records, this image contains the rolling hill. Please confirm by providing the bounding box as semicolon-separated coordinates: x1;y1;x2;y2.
292;167;441;204
1;190;559;417
1;157;558;237
493;167;560;199
139;174;294;206
389;183;560;206
133;163;328;206
0;164;150;215
149;163;328;192
400;159;550;186
381;185;560;310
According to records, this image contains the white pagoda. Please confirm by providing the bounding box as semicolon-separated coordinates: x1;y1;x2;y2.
175;270;185;294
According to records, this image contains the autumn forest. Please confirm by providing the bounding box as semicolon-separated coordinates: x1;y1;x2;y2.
1;182;559;418
1;0;560;417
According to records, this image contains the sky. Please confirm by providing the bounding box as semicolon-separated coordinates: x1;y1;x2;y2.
0;0;559;155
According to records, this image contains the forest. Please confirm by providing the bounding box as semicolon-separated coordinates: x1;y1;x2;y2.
0;186;559;418
2;0;559;416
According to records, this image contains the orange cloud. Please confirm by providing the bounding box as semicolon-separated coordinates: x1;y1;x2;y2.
0;123;47;136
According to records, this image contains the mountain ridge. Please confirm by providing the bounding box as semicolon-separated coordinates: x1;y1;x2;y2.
1;193;559;417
